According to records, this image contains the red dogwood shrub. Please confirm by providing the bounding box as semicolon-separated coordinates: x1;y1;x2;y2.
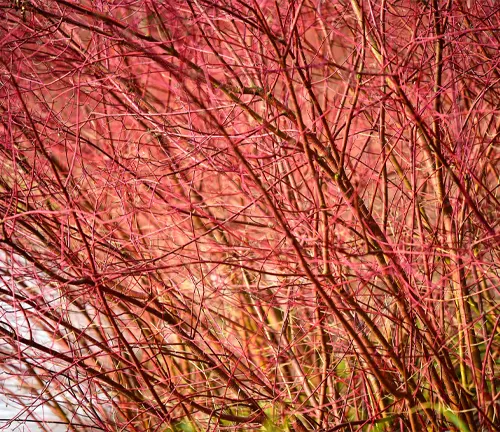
0;1;498;430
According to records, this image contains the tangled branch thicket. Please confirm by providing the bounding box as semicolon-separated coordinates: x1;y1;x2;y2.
0;0;499;430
